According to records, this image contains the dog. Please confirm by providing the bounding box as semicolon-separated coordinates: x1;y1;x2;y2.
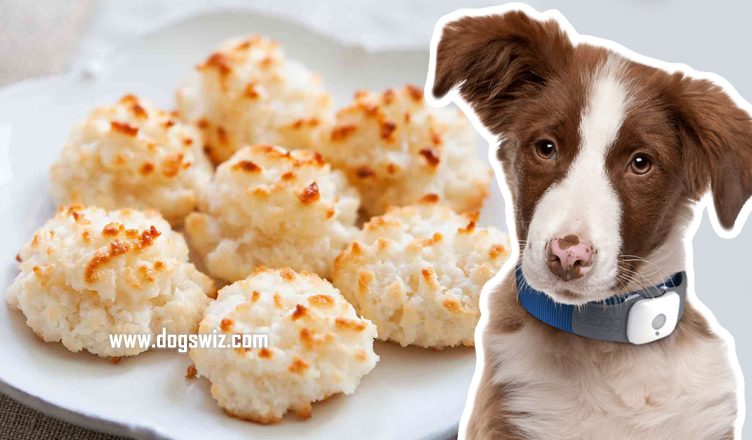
428;6;750;439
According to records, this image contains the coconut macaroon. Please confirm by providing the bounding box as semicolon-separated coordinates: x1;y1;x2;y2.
319;85;491;217
49;95;213;226
185;145;359;282
176;34;333;164
190;267;378;423
5;205;214;358
332;202;510;348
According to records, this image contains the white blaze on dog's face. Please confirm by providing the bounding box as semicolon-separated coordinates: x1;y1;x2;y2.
432;12;752;304
522;60;629;303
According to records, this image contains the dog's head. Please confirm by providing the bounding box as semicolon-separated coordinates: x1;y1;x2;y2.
431;10;752;304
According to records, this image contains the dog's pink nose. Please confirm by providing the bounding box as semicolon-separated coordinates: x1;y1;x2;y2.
547;235;594;281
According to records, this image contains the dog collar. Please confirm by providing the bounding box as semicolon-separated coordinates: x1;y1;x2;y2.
516;267;687;344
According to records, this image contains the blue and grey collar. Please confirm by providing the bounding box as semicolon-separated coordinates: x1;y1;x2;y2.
516;267;687;344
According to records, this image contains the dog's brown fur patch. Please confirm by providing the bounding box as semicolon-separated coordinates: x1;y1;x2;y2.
433;11;752;280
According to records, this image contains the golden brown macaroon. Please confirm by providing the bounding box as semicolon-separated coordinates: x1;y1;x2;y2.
49;95;213;226
189;267;378;423
319;85;491;216
333;201;510;348
185;145;359;282
176;35;333;164
6;205;214;358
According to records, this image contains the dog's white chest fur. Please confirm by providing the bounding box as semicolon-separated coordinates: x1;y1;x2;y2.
487;317;738;439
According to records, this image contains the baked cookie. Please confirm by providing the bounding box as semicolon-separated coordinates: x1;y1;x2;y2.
319;85;491;216
332;202;510;348
189;267;378;423
6;205;214;358
49;95;212;226
185;145;359;281
176;35;333;163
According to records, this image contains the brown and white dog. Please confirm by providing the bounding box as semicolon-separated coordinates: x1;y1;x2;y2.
428;5;750;439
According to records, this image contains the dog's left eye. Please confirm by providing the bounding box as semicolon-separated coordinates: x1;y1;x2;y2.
534;139;558;160
629;154;653;175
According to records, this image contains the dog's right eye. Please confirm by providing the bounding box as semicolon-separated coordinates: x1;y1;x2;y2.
534;140;558;160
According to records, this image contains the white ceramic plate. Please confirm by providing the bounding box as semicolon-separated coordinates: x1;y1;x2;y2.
0;11;506;440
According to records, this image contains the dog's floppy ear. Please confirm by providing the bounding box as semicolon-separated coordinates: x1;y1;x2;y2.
675;77;752;232
431;11;573;134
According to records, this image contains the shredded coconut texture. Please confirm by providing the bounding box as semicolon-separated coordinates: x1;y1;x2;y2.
333;202;510;348
190;267;378;424
319;85;491;216
6;205;215;358
49;95;213;226
185;145;360;282
176;34;333;164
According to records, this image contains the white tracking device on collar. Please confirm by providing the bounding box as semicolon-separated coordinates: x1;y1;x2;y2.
626;291;681;344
